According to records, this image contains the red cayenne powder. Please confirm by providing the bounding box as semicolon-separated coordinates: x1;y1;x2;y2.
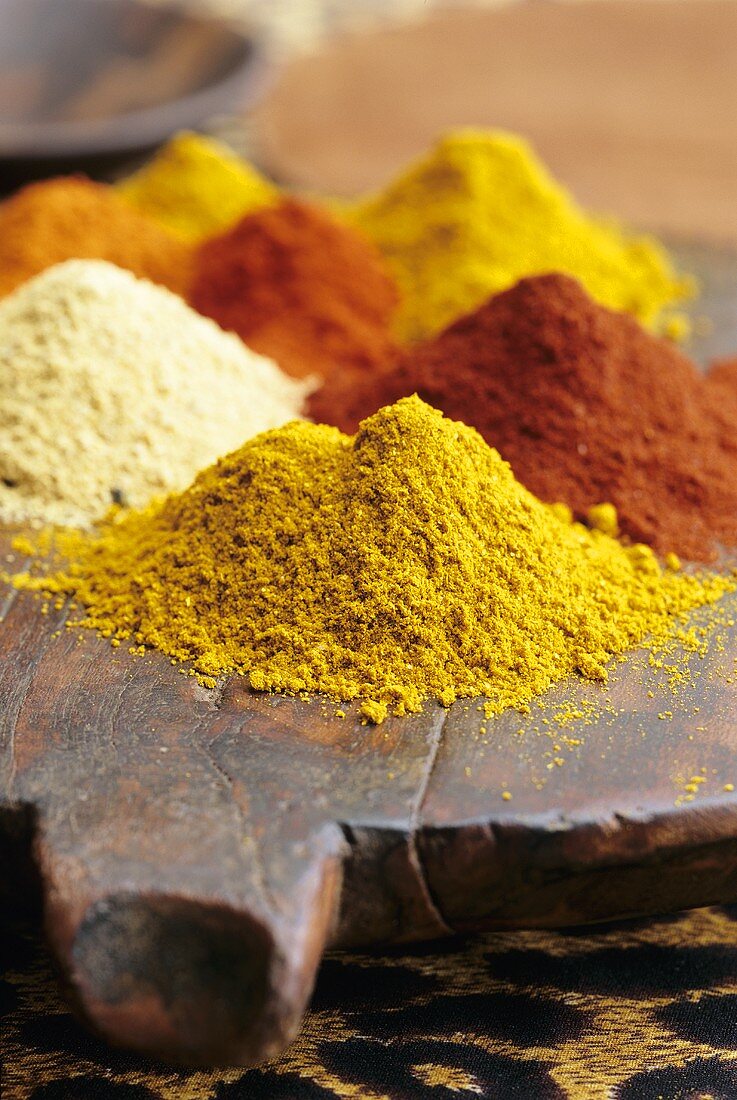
308;273;737;561
189;198;400;379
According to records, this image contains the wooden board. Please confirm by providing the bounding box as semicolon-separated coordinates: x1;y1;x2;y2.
2;240;737;1068
251;0;737;243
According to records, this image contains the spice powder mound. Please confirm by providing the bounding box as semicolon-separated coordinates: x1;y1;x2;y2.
0;175;192;299
18;397;733;722
310;273;737;562
349;129;693;343
117;131;278;243
0;260;311;528
190;197;401;379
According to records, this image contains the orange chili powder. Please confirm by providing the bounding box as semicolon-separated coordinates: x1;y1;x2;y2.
189;198;400;379
0;176;192;299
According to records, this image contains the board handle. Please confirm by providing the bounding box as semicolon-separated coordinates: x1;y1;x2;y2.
40;841;344;1066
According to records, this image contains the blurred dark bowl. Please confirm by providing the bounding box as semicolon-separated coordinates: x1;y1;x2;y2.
0;0;269;188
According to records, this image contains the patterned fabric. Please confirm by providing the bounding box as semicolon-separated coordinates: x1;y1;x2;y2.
5;907;737;1099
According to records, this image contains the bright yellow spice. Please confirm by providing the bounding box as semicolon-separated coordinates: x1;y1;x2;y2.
16;397;731;722
117;132;278;242
349;130;694;342
587;502;620;538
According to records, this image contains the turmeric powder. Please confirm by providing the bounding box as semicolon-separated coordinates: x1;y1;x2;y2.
15;398;734;721
349;130;694;342
117;132;278;243
17;397;732;721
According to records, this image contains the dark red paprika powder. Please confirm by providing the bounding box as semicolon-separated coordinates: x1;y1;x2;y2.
309;273;737;562
189;197;400;379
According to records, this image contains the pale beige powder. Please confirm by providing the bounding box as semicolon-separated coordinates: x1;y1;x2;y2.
0;260;311;527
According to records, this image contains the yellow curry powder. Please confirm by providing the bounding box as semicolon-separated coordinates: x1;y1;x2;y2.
349;130;694;343
16;398;732;722
117;132;278;243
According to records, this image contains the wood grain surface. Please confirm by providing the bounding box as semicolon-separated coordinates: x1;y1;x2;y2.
252;0;737;243
1;241;737;1067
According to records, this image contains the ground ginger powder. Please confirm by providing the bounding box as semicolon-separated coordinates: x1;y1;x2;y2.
0;260;309;527
349;130;694;342
19;397;732;722
117;132;278;243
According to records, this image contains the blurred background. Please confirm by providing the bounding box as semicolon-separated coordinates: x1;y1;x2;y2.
2;0;737;243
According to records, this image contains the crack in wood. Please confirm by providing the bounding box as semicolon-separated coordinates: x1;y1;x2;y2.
0;574;23;623
0;554;31;796
407;707;454;935
105;677;132;757
2;595;70;802
195;725;277;918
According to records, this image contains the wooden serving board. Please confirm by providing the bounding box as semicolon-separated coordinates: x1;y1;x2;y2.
2;241;737;1069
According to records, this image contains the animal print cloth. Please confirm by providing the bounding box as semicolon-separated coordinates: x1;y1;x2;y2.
5;908;737;1099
